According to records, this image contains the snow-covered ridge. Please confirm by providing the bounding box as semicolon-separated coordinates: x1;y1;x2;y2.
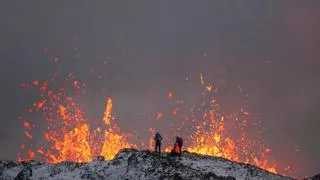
0;149;295;180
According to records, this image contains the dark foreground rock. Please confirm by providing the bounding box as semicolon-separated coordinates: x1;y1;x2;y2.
303;174;320;180
0;149;296;180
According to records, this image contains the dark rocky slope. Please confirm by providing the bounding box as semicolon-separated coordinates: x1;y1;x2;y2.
0;149;296;180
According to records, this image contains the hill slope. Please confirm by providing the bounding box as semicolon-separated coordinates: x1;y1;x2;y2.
0;149;294;180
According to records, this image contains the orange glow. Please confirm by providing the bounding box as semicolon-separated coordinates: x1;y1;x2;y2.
101;97;137;159
103;98;112;125
172;108;179;116
28;150;35;159
18;74;289;175
200;73;204;85
148;128;155;150
156;112;163;120
100;127;135;160
47;124;93;163
40;82;48;91
181;81;277;174
168;91;173;99
36;99;47;110
23;122;31;129
206;84;212;92
24;131;32;139
58;105;70;120
32;80;39;86
37;147;44;154
19;78;136;163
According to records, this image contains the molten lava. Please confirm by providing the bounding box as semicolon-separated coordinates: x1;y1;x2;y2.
100;98;136;160
18;73;288;175
19;77;136;163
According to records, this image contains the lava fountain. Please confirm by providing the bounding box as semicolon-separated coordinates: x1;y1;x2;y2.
18;75;136;163
18;73;290;175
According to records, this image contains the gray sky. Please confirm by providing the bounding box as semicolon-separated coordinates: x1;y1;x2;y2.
1;1;320;178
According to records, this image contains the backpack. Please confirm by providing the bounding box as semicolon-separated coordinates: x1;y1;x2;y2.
174;143;180;153
154;133;162;142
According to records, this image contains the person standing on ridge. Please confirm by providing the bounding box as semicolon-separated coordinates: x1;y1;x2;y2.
154;131;162;154
176;136;183;156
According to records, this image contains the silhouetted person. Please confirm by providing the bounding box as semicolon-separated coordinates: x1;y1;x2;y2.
176;136;183;156
154;131;162;154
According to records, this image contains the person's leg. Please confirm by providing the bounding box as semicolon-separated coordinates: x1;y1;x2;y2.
171;150;175;156
155;143;158;152
158;143;161;153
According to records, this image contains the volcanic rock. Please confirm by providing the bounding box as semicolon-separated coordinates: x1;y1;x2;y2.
96;156;105;161
304;174;320;180
0;148;297;180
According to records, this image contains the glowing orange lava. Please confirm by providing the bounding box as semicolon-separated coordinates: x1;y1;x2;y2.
18;73;289;175
18;77;136;163
100;98;137;160
183;74;277;173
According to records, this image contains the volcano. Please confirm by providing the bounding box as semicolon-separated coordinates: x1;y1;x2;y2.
1;149;295;180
